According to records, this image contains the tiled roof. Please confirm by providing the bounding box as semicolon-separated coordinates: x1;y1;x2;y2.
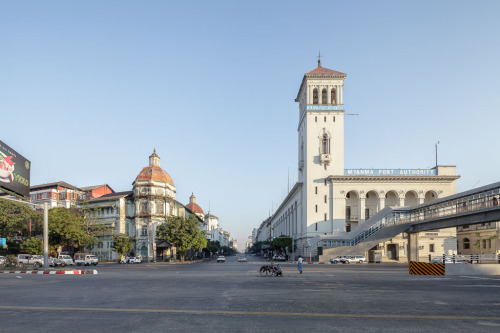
87;191;133;202
186;202;204;214
136;166;174;186
305;66;346;76
30;181;81;191
80;184;114;191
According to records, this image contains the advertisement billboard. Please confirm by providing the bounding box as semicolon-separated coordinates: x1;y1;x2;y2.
0;140;31;198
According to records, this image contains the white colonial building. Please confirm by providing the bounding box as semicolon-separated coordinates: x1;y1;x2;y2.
255;60;460;262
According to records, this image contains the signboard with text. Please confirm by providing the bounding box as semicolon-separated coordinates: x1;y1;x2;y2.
0;140;31;198
344;169;437;176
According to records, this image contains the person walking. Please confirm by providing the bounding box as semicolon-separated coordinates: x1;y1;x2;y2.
297;255;303;274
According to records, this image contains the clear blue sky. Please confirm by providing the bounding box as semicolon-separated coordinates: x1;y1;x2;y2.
2;1;499;250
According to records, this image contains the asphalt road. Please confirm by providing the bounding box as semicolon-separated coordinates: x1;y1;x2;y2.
1;256;500;332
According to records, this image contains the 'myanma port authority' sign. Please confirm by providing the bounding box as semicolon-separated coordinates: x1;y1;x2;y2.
345;169;437;176
0;140;31;198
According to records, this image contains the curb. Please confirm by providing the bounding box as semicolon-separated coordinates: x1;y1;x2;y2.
0;270;97;275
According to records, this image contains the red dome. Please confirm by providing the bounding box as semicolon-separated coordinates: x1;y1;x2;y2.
186;202;204;214
136;166;174;186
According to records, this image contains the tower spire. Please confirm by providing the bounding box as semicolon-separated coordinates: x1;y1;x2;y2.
317;51;322;67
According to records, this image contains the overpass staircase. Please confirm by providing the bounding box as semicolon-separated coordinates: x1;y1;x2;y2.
315;207;415;261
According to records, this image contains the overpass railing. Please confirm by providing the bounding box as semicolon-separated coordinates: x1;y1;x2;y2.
325;183;500;248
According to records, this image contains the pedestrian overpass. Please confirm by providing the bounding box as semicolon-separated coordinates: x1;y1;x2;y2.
312;181;500;261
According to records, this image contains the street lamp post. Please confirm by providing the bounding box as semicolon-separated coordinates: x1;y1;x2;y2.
43;202;48;269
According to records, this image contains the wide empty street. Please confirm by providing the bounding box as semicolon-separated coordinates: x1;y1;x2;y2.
1;256;500;332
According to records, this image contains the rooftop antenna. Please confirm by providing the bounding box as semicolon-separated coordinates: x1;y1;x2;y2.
435;141;440;168
288;167;290;193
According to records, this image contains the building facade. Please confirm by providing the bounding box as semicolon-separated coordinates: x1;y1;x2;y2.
255;60;460;261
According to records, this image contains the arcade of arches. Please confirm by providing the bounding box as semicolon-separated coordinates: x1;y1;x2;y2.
344;189;438;231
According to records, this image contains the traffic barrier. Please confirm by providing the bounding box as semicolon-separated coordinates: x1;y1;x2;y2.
409;261;445;275
0;270;91;275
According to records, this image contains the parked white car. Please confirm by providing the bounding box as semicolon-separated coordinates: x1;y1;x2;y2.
342;255;366;264
217;256;226;263
74;253;98;266
58;255;74;265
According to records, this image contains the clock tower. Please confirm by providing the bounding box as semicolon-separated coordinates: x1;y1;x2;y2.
295;59;347;233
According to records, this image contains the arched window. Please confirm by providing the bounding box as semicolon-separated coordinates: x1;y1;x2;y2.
463;238;470;249
321;134;330;154
322;88;327;104
141;226;148;236
313;89;319;104
331;88;336;104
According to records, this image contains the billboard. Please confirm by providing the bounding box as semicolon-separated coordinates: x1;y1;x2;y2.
0;140;31;198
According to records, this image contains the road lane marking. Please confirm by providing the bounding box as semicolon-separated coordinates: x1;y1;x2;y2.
0;306;499;321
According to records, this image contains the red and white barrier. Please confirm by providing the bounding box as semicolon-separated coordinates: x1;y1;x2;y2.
0;270;96;275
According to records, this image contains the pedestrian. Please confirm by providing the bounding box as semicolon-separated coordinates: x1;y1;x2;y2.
297;255;303;274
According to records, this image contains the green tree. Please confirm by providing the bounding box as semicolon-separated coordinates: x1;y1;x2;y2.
0;198;41;238
157;214;207;262
203;240;221;256
272;235;292;251
112;234;135;260
48;207;94;252
20;237;43;255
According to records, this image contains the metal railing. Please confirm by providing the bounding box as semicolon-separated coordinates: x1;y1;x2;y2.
428;254;500;264
326;182;500;248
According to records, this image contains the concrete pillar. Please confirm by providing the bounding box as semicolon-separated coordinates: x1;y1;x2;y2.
379;196;386;211
408;233;419;262
360;197;366;223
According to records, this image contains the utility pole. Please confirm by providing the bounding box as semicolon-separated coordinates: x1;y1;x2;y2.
435;141;440;168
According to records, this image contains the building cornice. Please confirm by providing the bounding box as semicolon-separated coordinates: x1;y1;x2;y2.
328;175;461;183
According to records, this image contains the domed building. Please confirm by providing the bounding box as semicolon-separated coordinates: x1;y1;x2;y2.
131;149;179;259
84;150;205;262
186;193;204;221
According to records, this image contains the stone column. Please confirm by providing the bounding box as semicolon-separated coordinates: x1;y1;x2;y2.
379;196;386;211
308;85;312;104
327;86;331;104
360;195;366;223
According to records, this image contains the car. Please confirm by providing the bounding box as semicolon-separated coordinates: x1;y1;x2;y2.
120;256;138;264
74;253;99;266
48;257;66;267
237;257;247;262
58;255;74;265
130;256;142;263
217;256;226;263
330;256;348;264
342;255;366;264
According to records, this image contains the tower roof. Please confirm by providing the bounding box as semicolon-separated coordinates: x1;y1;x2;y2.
135;150;174;186
305;66;346;77
186;193;204;214
136;166;174;186
296;62;347;102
